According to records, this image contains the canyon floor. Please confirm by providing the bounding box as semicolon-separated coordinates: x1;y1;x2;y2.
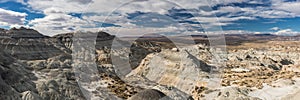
1;28;300;100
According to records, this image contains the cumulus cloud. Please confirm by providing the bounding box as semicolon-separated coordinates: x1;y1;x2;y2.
0;8;27;26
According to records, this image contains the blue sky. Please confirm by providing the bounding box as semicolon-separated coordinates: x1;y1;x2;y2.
0;0;300;36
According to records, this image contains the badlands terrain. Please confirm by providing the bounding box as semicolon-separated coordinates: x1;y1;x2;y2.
1;27;300;100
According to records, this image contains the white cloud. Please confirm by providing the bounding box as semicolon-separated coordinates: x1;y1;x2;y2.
216;6;296;18
25;0;258;35
43;7;66;15
67;0;93;4
218;6;243;13
18;0;300;36
270;27;280;31
212;0;249;5
102;26;185;37
27;0;175;14
188;16;255;29
29;12;90;36
26;0;252;15
254;9;296;18
0;8;27;26
222;30;253;34
27;0;90;13
273;29;300;36
272;0;300;16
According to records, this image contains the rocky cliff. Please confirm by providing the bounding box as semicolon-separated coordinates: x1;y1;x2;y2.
0;50;39;100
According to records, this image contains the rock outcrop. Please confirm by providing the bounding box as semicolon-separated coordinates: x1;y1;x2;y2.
0;50;40;100
203;87;261;100
5;27;47;38
128;89;168;100
0;27;68;60
127;44;220;99
224;42;300;89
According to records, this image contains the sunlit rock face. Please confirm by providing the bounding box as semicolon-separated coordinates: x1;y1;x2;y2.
128;45;217;95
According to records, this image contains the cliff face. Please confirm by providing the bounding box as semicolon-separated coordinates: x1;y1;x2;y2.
0;29;151;100
0;28;116;99
3;27;48;38
0;38;66;60
0;50;38;100
0;27;67;60
53;31;116;50
128;45;216;95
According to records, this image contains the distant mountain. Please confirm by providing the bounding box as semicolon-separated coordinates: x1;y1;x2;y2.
0;27;48;38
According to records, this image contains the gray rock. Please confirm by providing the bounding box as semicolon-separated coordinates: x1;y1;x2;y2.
22;91;42;100
128;89;169;100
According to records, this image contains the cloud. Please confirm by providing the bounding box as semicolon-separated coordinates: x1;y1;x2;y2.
218;6;243;13
214;6;296;18
272;29;300;36
270;27;280;31
4;0;297;36
67;0;93;4
27;0;91;13
188;16;255;29
221;30;253;34
272;0;300;16
29;12;90;36
43;7;65;15
26;0;252;15
0;8;27;26
101;26;184;37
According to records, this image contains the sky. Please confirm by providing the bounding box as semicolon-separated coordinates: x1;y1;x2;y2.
0;0;300;36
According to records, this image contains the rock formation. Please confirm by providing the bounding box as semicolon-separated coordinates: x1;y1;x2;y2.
1;28;300;100
5;27;47;38
0;50;40;100
128;89;168;100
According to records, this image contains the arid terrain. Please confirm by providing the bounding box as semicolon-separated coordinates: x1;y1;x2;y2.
1;27;300;100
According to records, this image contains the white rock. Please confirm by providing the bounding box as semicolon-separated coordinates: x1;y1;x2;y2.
231;68;250;73
171;48;179;52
